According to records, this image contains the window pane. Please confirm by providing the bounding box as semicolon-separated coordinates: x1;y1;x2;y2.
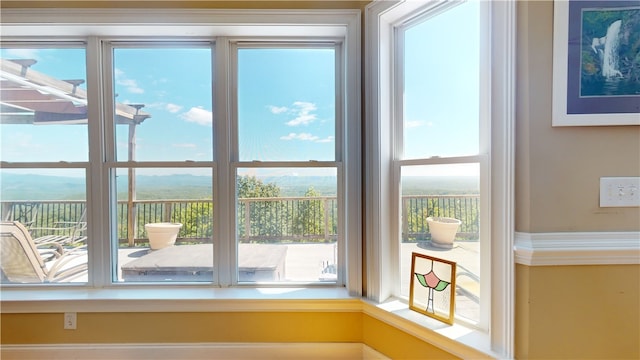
0;48;88;162
1;168;88;284
403;2;480;159
400;163;480;322
237;48;336;161
112;47;213;162
236;167;338;283
114;167;213;283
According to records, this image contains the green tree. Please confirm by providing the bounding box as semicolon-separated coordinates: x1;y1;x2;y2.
176;202;213;241
237;175;281;199
236;175;283;242
292;186;325;241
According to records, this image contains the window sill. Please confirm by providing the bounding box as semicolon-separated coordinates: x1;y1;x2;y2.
0;286;359;313
362;297;500;359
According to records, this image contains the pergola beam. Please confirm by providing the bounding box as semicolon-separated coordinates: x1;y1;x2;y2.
0;58;151;125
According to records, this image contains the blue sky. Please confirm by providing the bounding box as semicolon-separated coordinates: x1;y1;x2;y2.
403;0;479;160
0;47;336;166
238;48;335;162
1;0;479;178
113;47;214;162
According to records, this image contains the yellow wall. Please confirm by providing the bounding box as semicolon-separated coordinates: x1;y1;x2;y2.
1;309;462;359
516;264;640;359
516;1;640;359
362;315;459;359
2;311;362;344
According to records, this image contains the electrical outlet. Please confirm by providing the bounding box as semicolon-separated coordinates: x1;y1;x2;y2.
600;177;640;207
64;312;77;330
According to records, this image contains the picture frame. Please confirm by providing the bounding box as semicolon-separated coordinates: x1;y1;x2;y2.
409;252;456;325
552;1;640;126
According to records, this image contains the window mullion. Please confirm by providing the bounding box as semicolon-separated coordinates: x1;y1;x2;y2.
215;37;233;286
86;36;109;287
102;39;120;285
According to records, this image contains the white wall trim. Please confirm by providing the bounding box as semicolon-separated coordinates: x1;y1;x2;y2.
1;343;390;360
0;8;358;38
514;231;640;266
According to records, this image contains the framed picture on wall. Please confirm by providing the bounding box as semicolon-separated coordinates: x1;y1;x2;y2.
552;0;640;126
409;252;456;325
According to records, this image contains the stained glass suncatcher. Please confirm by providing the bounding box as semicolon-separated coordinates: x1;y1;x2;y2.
409;252;456;324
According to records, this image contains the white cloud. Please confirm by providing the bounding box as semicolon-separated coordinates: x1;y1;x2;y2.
280;133;333;143
286;101;318;126
180;106;213;126
114;68;144;94
315;136;334;143
286;114;316;126
280;132;319;141
166;103;183;113
268;101;320;126
5;49;40;60
268;105;288;114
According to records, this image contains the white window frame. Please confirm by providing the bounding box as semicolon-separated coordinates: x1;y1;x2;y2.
100;40;216;285
0;8;362;296
365;0;515;357
393;1;491;329
228;41;346;285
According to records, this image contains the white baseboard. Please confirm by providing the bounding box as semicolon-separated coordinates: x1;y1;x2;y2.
1;343;390;360
514;231;640;266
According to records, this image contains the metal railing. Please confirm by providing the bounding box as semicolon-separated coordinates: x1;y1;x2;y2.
1;200;86;239
237;196;338;243
1;194;480;246
116;200;214;245
402;195;480;241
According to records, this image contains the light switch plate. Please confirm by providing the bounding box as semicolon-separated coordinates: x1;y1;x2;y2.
600;177;640;207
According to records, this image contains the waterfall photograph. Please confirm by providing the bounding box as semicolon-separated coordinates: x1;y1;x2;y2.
552;1;638;125
579;4;640;97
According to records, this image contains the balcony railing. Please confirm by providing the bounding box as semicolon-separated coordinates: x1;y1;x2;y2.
402;195;480;241
1;194;480;246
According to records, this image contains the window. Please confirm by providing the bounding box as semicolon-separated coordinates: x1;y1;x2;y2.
108;45;214;283
233;44;342;284
0;10;361;292
396;0;488;326
0;46;89;284
365;0;514;356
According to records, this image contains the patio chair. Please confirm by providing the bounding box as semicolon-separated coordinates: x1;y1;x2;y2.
30;209;87;247
0;221;87;283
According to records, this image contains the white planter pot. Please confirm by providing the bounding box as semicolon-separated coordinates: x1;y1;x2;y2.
145;222;183;250
426;217;461;248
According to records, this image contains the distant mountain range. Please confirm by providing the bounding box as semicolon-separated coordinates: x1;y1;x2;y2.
1;173;478;200
1;173;87;200
0;173;338;200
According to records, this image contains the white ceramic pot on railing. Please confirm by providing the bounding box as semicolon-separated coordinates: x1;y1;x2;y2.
426;217;461;248
145;222;183;250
